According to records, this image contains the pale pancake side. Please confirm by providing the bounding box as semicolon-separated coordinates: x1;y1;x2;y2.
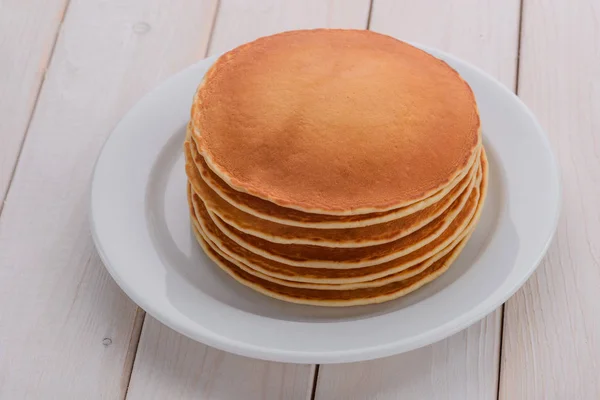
185;139;479;247
192;29;481;215
188;131;481;228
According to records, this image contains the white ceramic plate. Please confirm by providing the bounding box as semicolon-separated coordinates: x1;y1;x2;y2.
91;46;560;364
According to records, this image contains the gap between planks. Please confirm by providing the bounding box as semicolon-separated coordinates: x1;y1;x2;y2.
0;0;71;217
121;1;371;398
106;0;518;398
119;1;221;398
495;0;525;397
106;0;517;397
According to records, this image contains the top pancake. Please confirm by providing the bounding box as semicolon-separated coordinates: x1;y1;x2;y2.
191;29;481;215
187;129;480;229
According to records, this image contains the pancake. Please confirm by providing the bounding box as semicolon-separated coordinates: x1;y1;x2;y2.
191;222;467;306
194;213;473;290
191;29;480;215
206;177;479;268
185;138;480;247
188;130;481;228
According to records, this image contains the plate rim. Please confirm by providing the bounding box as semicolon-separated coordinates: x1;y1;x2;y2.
90;44;561;364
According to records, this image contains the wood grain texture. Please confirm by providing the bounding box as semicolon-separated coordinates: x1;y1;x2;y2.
126;318;316;400
500;0;600;398
316;316;500;400
316;1;521;399
0;0;217;398
207;0;371;56
125;1;370;399
0;0;68;208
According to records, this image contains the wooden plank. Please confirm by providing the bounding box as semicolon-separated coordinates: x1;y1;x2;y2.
316;317;500;399
126;318;316;400
500;0;600;398
0;0;217;398
316;1;521;399
0;0;68;207
207;0;371;55
125;1;370;399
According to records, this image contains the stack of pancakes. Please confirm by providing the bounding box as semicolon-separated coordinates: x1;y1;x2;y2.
184;29;487;307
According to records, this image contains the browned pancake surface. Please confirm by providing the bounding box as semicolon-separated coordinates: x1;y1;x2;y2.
191;29;480;214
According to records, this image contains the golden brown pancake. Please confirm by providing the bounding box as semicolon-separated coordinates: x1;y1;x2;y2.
185;138;480;247
188;131;481;228
195;214;473;290
207;179;478;268
187;149;487;284
191;223;467;306
191;185;481;284
186;181;476;290
191;29;480;215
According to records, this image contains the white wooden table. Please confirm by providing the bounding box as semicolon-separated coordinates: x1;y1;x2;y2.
1;0;598;398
